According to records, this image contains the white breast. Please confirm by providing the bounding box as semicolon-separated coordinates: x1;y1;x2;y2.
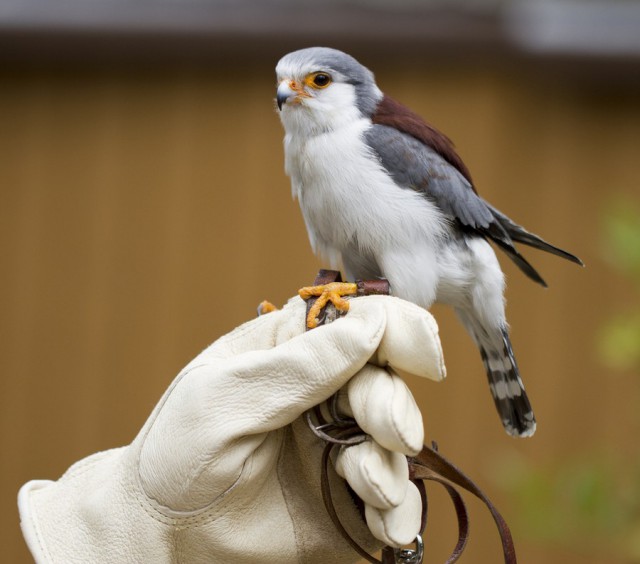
284;119;446;268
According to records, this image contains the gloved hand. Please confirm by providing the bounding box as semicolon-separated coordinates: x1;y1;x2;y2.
19;295;445;564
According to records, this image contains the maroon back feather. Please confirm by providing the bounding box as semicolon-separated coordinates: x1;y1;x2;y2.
371;95;476;191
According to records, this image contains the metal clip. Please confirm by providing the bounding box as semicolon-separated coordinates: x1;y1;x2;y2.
393;534;424;564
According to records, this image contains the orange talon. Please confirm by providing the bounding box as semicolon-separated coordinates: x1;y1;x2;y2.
257;300;278;316
298;282;358;328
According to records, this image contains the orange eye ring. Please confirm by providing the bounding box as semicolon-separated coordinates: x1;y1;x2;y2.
305;72;332;89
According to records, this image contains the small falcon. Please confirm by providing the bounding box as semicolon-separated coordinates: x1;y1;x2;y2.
275;47;582;438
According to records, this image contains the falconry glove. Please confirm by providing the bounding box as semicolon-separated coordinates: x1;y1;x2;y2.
19;295;445;563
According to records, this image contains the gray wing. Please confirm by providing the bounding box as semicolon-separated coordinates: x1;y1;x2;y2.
365;123;495;230
364;124;549;286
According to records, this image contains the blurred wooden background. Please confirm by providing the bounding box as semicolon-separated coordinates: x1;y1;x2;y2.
1;25;639;563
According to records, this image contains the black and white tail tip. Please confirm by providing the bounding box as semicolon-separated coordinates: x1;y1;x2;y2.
481;330;536;438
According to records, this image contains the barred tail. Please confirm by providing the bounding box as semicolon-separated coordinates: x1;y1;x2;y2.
479;328;536;437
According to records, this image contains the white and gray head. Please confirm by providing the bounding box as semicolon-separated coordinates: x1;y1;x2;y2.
275;47;383;135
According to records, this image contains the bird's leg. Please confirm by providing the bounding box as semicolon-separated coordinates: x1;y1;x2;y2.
298;282;358;329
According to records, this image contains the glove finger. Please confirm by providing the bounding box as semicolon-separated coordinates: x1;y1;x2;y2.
200;295;446;384
349;296;446;382
365;481;423;548
335;440;408;509
348;364;424;456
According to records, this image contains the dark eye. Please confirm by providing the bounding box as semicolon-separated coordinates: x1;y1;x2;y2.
313;73;331;87
306;72;332;89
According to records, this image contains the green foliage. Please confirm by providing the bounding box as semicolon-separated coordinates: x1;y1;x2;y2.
598;313;640;371
603;201;640;281
599;199;640;371
496;452;640;561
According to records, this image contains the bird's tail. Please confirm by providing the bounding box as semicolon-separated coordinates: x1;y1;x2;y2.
480;328;536;437
457;309;536;437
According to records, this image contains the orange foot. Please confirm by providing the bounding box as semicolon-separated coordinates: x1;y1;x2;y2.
299;282;358;329
257;300;278;316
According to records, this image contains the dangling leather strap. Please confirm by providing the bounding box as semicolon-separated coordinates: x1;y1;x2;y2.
408;444;517;563
315;418;516;564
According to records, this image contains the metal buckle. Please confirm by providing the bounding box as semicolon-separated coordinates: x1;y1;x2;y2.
393;535;424;564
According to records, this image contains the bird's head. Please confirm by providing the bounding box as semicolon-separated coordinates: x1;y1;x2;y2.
275;47;382;136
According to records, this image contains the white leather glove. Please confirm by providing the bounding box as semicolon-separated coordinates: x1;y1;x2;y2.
19;295;445;564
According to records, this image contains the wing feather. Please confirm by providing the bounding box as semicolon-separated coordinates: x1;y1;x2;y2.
366;98;582;284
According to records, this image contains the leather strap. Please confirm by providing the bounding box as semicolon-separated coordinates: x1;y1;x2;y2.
409;444;516;563
304;270;517;564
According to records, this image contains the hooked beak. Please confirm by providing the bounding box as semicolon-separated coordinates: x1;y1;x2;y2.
276;80;307;111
